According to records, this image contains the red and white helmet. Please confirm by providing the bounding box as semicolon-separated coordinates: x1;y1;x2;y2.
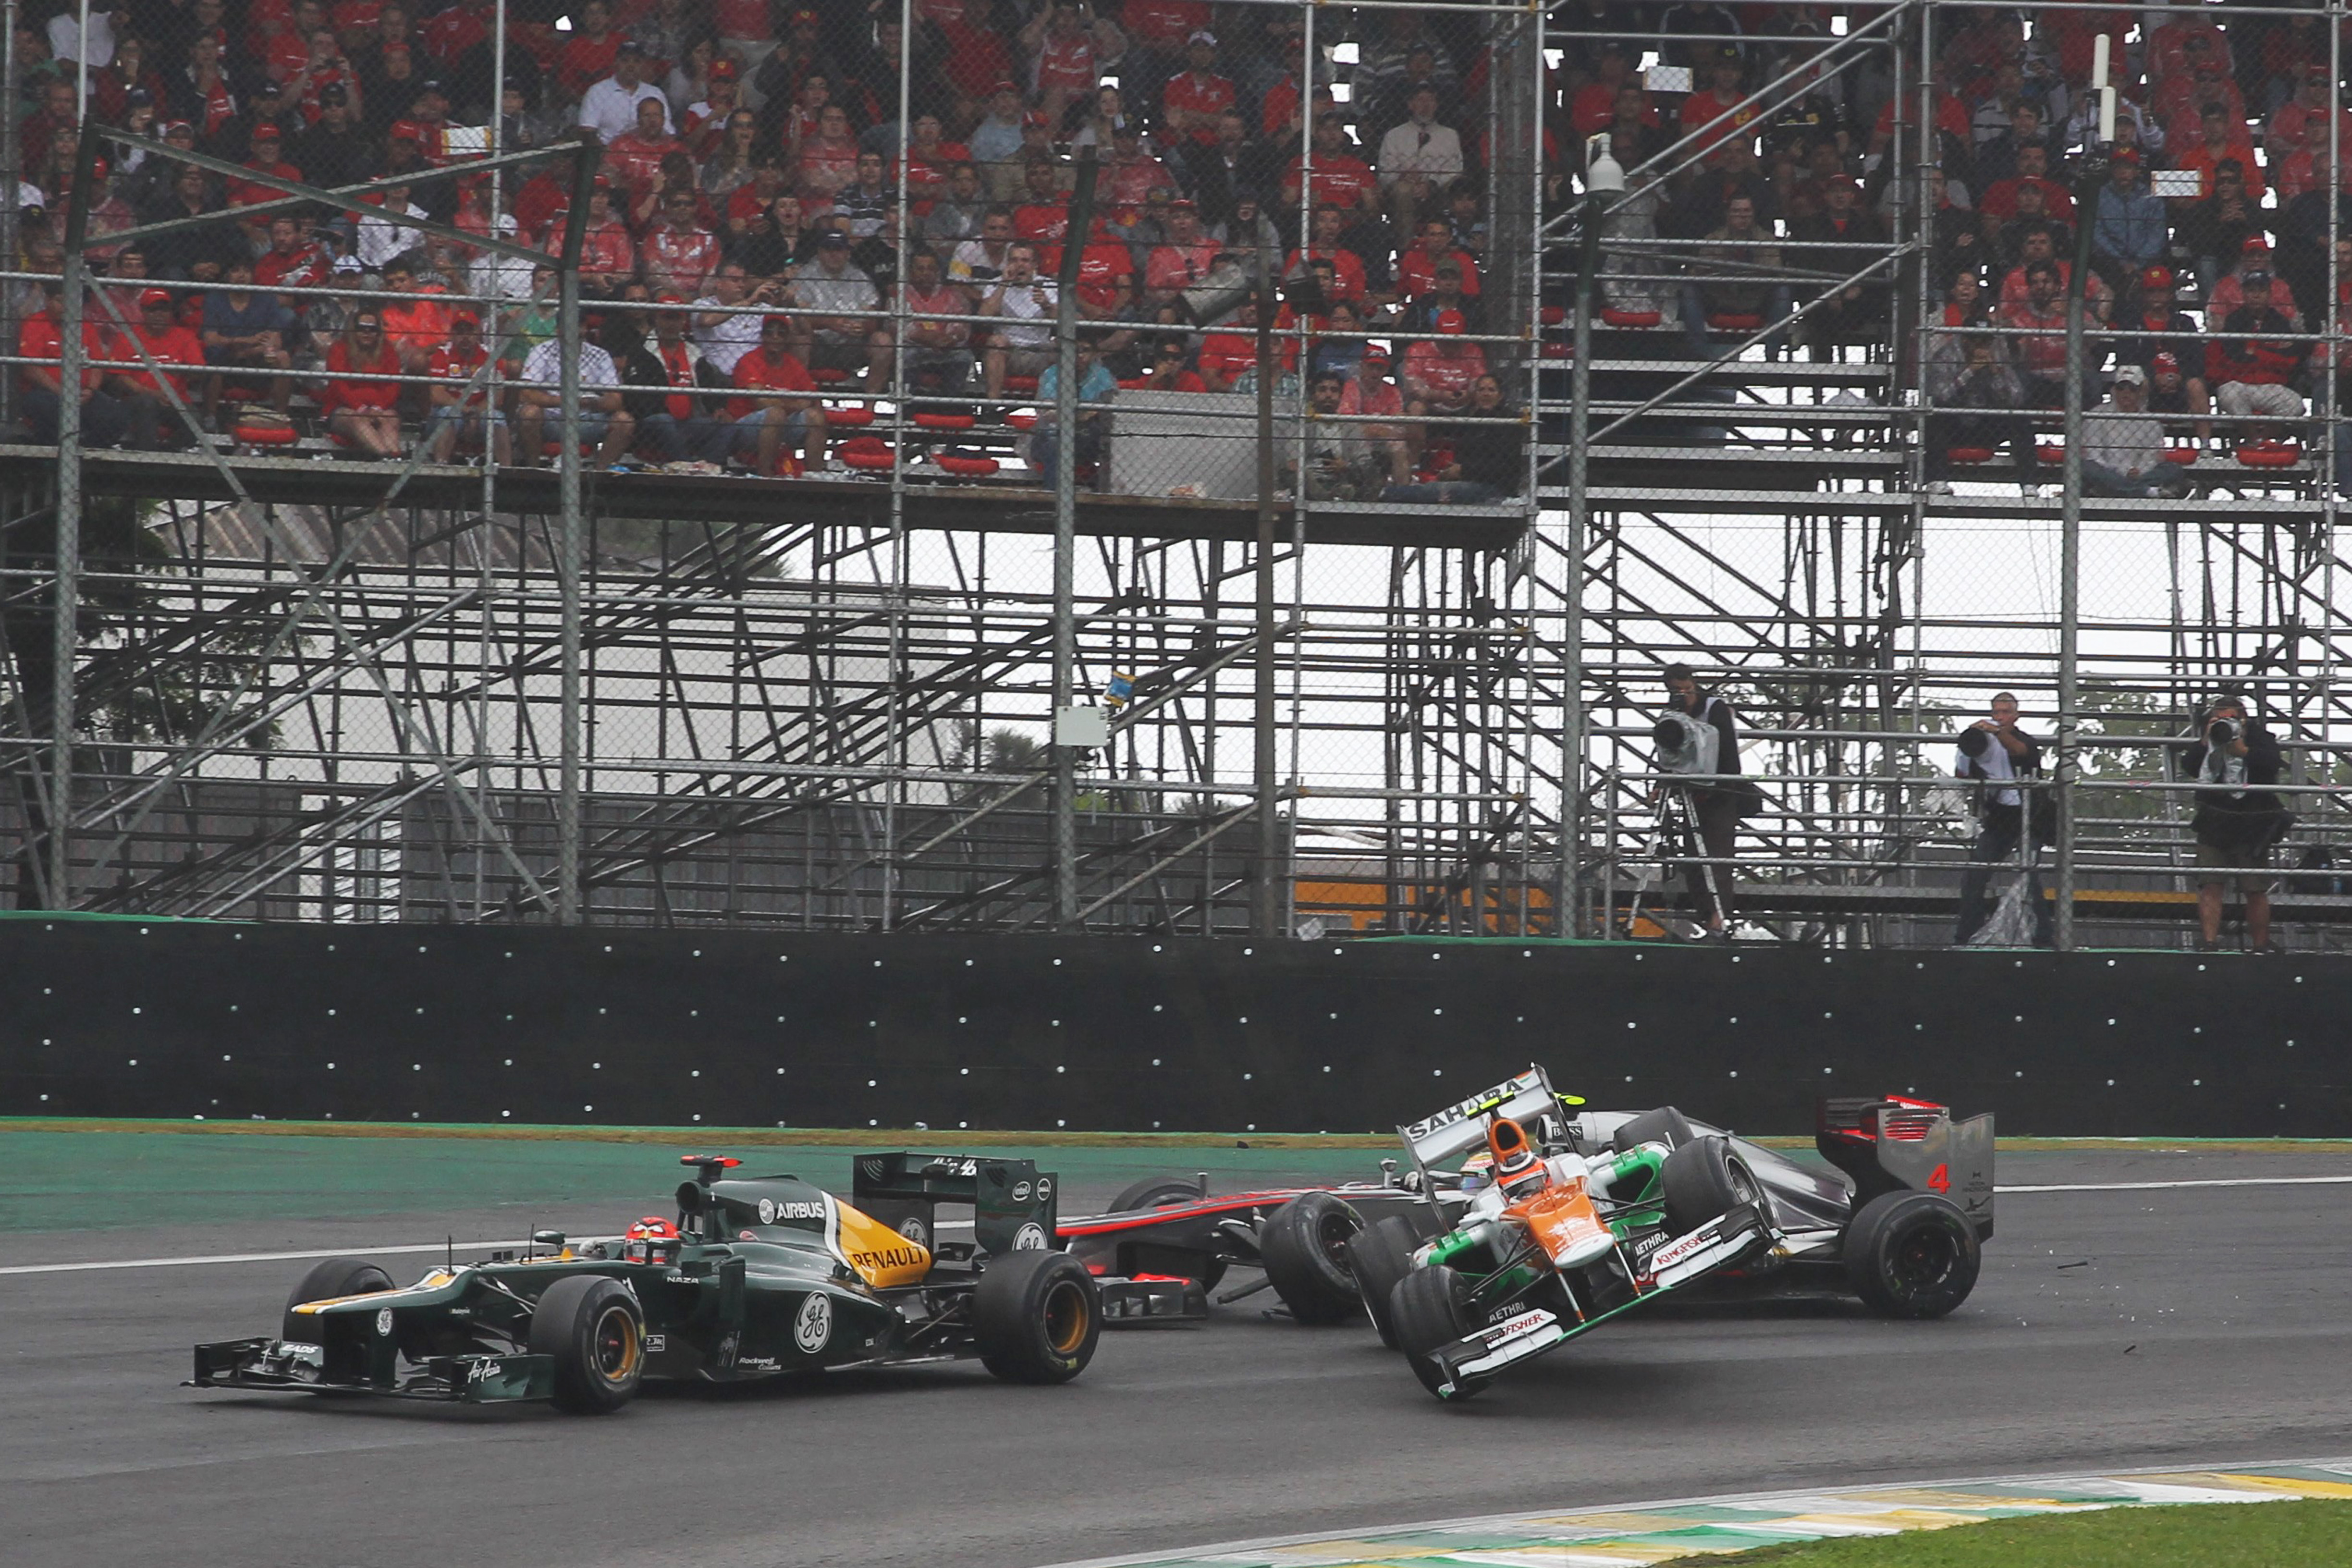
622;1215;681;1264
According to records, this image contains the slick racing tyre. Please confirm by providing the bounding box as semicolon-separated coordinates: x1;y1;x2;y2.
1107;1176;1204;1212
1344;1215;1420;1349
530;1275;646;1414
1608;1106;1696;1155
279;1257;395;1343
1389;1266;1487;1400
1843;1190;1981;1319
1661;1136;1763;1237
1260;1191;1364;1325
977;1249;1101;1384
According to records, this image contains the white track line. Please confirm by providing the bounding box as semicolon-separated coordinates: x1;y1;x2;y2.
3;1180;2342;1277
2002;1175;2352;1194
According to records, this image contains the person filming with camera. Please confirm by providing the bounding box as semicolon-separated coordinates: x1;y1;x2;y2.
2181;695;2289;953
1952;692;2052;946
1652;663;1753;943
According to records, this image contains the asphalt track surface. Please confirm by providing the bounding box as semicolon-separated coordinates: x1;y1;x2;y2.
9;1148;2352;1568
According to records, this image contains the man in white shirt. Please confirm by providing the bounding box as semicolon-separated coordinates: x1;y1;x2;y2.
2082;365;2192;498
517;334;637;469
690;262;770;375
976;240;1056;403
1376;82;1465;247
787;231;888;385
469;214;537;303
577;42;672;144
949;208;1017;285
356;183;432;270
49;4;120;67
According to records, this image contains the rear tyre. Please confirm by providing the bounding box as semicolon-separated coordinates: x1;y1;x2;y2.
1259;1192;1364;1325
1843;1191;1981;1319
529;1275;645;1414
1107;1176;1204;1213
1661;1136;1762;1237
976;1249;1101;1384
279;1257;394;1343
1389;1266;1486;1400
1608;1106;1696;1155
1344;1215;1419;1348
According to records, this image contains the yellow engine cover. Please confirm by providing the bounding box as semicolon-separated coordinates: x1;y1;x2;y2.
832;1200;932;1287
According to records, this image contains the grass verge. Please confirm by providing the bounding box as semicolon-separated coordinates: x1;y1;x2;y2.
1663;1500;2352;1566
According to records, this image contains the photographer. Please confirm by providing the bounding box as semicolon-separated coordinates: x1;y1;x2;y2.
2180;696;2289;953
1952;693;2052;946
1653;664;1750;943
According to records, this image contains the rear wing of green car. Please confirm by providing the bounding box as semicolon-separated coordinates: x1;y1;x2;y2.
853;1152;1059;1258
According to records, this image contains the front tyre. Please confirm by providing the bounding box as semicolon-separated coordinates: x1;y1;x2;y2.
279;1257;395;1343
976;1249;1101;1384
529;1275;645;1414
1660;1136;1763;1236
1259;1192;1364;1325
1388;1265;1486;1400
1843;1191;1981;1319
1344;1215;1419;1348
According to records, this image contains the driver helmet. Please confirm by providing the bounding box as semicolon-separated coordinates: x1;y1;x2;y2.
1458;1149;1494;1192
1486;1116;1546;1195
622;1215;682;1265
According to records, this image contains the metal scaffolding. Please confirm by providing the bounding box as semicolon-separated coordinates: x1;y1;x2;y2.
2;0;2349;947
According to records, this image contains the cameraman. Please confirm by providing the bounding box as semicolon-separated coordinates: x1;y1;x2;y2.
1656;663;1748;943
2180;696;2288;953
1952;692;2052;945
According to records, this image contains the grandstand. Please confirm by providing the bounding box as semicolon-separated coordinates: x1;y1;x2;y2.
0;0;2346;947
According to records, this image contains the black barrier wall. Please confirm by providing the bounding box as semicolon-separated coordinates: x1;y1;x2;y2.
2;922;2348;1137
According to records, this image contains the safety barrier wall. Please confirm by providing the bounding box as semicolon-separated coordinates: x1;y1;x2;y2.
3;921;2345;1138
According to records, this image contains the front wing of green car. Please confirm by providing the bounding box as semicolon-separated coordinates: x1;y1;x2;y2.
1422;1204;1771;1398
189;1337;556;1403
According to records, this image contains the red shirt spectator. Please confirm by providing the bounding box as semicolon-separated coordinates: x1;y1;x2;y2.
935;3;1015;103
428;335;493;411
641;217;722;298
1402;323;1487;409
1195;328;1255;388
1145;236;1219;296
1162;62;1236;147
322;332;403;412
18;309;113;399
1679;79;1760;162
1397;243;1482;300
1071;241;1134;313
420;0;490;67
726;341;816;420
1285;244;1367;306
1286;150;1379;213
1125;0;1209;49
1014;200;1071;246
1978;175;2074;224
229;135;306;212
558;7;624;100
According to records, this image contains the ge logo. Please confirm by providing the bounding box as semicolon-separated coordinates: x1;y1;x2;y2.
1035;1177;1053;1199
897;1216;931;1248
756;1198;777;1225
1013;1222;1048;1250
793;1292;832;1354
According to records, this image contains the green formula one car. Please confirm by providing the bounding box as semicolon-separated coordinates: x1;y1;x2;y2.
188;1152;1111;1413
1370;1067;1991;1400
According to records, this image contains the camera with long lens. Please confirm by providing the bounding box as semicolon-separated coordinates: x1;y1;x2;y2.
2207;717;2242;746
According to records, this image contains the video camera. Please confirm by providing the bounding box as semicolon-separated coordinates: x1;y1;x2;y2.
2207;716;2242;746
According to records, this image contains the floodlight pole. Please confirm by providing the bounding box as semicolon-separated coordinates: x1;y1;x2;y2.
1052;149;1099;931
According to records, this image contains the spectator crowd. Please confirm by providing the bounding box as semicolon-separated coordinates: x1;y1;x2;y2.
9;2;2352;497
3;0;1527;497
